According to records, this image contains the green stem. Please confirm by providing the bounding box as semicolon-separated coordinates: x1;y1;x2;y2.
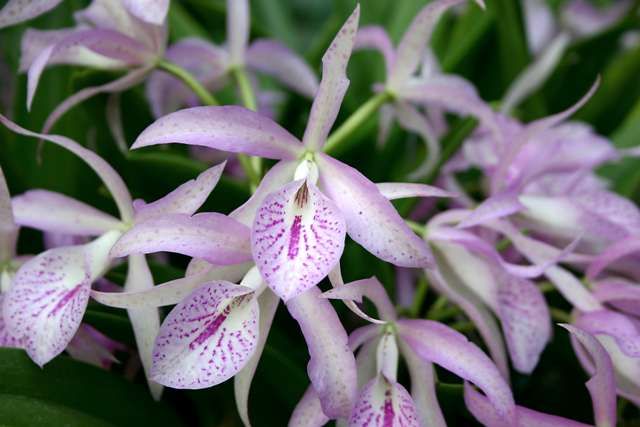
408;276;429;318
157;59;219;106
550;307;572;323
324;91;393;154
405;220;426;236
231;67;261;189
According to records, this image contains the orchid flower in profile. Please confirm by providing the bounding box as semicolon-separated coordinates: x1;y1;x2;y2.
286;276;516;427
18;0;167;140
129;5;433;304
352;0;494;179
146;0;318;118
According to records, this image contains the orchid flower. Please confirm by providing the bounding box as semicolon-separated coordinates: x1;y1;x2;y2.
0;0;168;29
146;0;318;118
286;276;516;426
351;0;495;179
19;0;167;139
0;115;246;399
127;5;433;304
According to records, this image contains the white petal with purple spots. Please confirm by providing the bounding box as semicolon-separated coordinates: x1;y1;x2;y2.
349;376;419;427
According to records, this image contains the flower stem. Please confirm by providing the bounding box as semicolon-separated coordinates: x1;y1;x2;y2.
157;59;219;106
231;67;261;189
323;91;393;155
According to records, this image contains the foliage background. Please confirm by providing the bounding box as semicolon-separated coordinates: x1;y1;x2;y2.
0;0;639;425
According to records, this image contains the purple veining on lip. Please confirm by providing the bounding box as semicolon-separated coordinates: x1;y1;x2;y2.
287;215;303;259
382;390;395;427
49;284;84;317
348;376;419;427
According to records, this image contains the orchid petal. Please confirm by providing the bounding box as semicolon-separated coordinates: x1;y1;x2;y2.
354;26;396;75
134;162;225;221
0;0;62;29
593;279;640;317
124;254;163;399
318;154;433;268
12;190;122;236
497;274;551;374
574;310;640;358
355;333;380;388
322;276;396;322
247;39;319;98
235;289;279;427
398;319;515;422
0;115;134;222
562;324;617;427
66;324;125;370
586;236;640;279
398;339;446;427
377;182;455;200
286;287;358;419
231;160;297;226
91;262;252;309
349;324;382;353
395;101;441;180
106;93;128;154
4;231;120;366
123;0;169;25
326;266;387;325
289;387;330;427
0;294;22;348
227;0;249;65
302;6;360;151
252;180;346;302
111;213;252;265
151;281;258;389
348;375;419;427
464;383;591;427
457;192;523;229
132;106;303;160
0;167;17;263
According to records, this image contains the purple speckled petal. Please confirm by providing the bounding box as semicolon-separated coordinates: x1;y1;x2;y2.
574;310;640;358
286;287;358;419
12;190;122;236
348;376;419;427
0;294;22;348
151;281;259;389
497;274;551;374
134;162;226;221
464;384;591;427
0;115;134;222
66;324;125;369
0;167;17;263
398;319;515;422
122;0;169;25
3;231;120;366
0;0;62;29
318;154;433;268
235;289;279;427
354;26;396;76
227;0;249;65
562;324;617;427
302;6;360;151
289;387;330;427
251;180;346;302
377;182;455;200
111;213;251;265
132;106;304;160
247;39;319;98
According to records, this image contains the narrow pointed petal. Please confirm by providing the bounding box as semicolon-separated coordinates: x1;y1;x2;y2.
302;6;360;151
286;287;358;419
395;101;441;180
562;324;617;427
322;276;396;322
586;236;640;279
457;192;523;229
0;167;17;263
252;180;346;301
227;0;249;65
247;39;319;98
124;255;163;399
123;0;169;25
134;162;226;221
398;339;446;427
111;213;251;265
348;376;419;427
377;182;455;200
0;0;62;29
231;160;297;226
574;310;640;358
106;93;128;154
318;154;433;268
132;106;304;160
354;26;396;75
151;281;259;389
12;190;122;236
398;319;515;423
389;0;468;88
0;116;134;222
4;231;120;366
497;275;551;374
66;324;125;370
235;289;279;427
464;384;591;427
289;387;330;427
91;262;252;309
